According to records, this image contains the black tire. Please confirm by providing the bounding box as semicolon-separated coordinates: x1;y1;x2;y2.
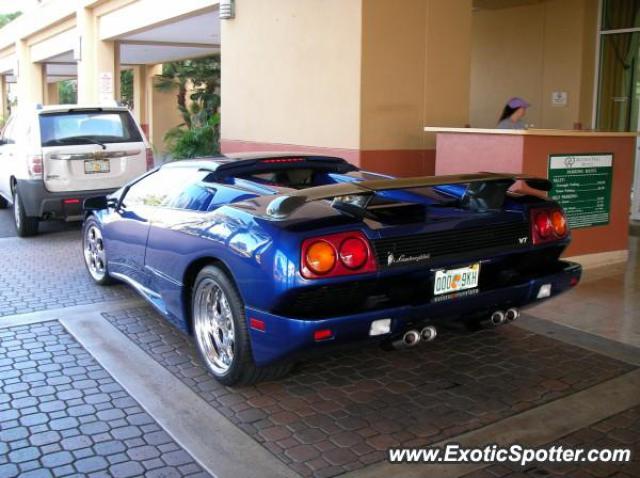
192;265;292;386
13;189;39;237
0;195;8;209
82;217;115;285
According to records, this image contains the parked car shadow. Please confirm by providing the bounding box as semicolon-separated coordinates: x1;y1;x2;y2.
0;209;81;238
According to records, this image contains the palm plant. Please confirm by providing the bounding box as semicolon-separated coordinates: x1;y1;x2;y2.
154;56;221;158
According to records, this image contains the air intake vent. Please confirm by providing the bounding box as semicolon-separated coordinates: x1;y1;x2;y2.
372;221;530;268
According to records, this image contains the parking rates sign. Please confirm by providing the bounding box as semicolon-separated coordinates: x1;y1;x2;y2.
548;153;613;229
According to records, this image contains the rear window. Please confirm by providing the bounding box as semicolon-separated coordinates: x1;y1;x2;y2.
39;110;142;147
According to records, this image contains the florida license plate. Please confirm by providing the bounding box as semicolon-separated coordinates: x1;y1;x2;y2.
84;159;110;174
433;263;480;296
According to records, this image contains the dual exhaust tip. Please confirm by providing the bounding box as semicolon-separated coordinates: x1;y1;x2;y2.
390;308;519;350
489;307;520;326
394;325;437;349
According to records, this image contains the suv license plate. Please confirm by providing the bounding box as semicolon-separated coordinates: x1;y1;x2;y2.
433;263;480;296
84;159;110;174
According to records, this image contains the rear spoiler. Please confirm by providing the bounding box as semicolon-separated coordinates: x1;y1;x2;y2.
265;172;552;219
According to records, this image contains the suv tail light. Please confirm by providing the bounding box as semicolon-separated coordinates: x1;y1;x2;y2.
28;155;43;178
531;207;569;245
301;231;377;279
145;148;154;171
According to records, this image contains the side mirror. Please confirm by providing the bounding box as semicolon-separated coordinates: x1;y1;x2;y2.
83;196;110;211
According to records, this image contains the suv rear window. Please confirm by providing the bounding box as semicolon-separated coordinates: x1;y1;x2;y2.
39;110;142;147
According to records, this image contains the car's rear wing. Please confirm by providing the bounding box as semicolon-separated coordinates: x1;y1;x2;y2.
265;173;552;219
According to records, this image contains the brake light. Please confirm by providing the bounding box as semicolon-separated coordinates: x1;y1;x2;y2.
28;155;43;177
531;208;569;244
261;158;305;164
301;231;377;279
339;237;369;269
145;148;154;171
63;198;80;205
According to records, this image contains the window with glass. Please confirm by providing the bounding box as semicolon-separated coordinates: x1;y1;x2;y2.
123;167;216;211
596;1;640;131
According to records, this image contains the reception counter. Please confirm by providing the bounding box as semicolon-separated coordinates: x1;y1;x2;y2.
424;127;637;264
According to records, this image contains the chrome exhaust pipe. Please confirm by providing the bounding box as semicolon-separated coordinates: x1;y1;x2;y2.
402;330;421;347
505;308;520;322
490;310;506;326
387;329;422;350
420;325;437;342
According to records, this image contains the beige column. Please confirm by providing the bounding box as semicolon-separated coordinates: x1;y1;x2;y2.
16;39;44;107
76;6;119;104
45;81;59;105
131;65;147;125
0;75;7;122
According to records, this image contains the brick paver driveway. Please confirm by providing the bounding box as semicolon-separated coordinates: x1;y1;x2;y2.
0;214;134;317
1;209;639;478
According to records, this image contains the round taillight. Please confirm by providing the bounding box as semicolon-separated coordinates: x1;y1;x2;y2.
339;237;369;270
535;211;553;238
305;241;336;275
551;210;567;237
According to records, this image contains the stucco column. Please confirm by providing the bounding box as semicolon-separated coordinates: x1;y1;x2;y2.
0;75;7;122
221;0;471;177
16;39;44;107
131;65;147;127
44;81;59;105
76;7;119;104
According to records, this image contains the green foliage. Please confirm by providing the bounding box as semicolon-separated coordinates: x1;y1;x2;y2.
0;11;21;29
58;80;77;104
164;112;220;159
154;55;221;158
120;70;134;108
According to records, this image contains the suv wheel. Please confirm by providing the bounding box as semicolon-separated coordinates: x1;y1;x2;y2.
14;190;39;237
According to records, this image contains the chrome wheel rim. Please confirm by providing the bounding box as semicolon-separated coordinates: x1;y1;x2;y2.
194;280;235;375
14;194;21;230
84;225;107;281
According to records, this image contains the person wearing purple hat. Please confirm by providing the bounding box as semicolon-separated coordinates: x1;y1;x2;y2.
497;97;530;129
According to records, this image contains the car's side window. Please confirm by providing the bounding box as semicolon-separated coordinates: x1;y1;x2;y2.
123;167;216;211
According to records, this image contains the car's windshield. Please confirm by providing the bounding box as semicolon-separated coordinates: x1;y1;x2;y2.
39;110;142;147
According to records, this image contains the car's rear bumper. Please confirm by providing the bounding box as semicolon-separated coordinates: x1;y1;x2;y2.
16;179;116;220
246;260;582;366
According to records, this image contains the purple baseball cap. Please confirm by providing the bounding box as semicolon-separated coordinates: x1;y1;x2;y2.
507;97;530;109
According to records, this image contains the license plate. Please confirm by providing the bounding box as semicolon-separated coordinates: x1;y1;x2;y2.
84;159;110;174
433;263;480;296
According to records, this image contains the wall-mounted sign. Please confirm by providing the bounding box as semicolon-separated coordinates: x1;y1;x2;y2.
551;91;567;107
548;153;613;229
98;72;113;104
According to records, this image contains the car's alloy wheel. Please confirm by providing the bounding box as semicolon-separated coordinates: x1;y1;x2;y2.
194;279;236;375
191;265;293;386
13;190;39;237
82;219;113;285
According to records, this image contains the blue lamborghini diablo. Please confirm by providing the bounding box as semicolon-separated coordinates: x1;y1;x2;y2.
82;153;581;385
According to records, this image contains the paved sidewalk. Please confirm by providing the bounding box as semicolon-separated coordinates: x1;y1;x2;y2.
0;320;209;478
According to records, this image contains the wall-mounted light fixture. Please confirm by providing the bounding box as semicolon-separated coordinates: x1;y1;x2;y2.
220;0;235;19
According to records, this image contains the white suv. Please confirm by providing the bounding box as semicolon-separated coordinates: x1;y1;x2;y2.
0;105;153;236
